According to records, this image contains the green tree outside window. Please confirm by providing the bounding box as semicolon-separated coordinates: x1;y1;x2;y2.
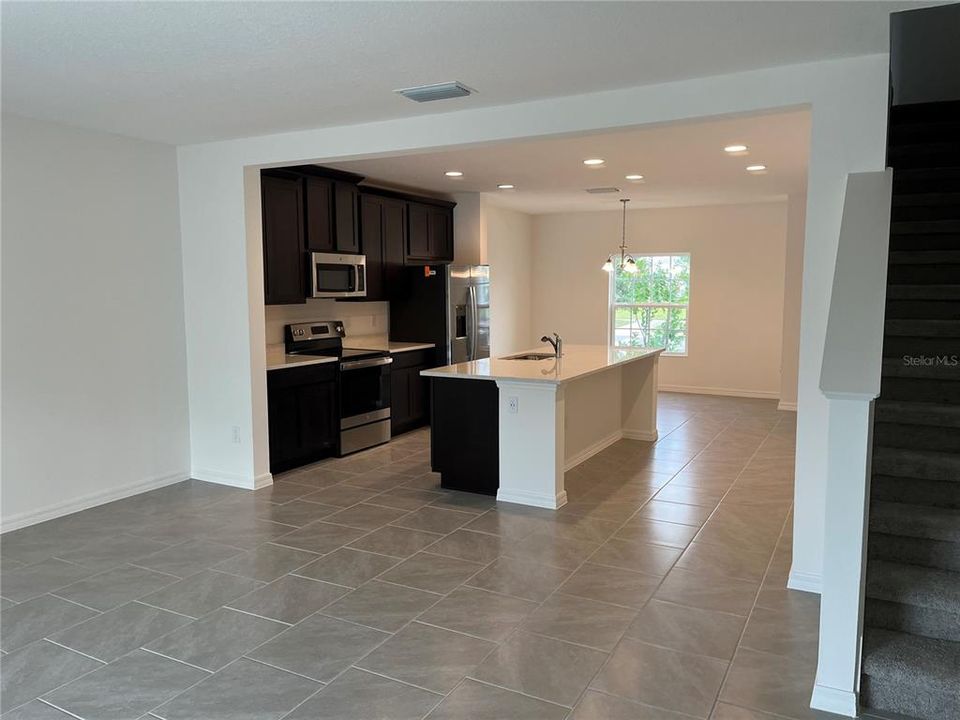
611;254;689;354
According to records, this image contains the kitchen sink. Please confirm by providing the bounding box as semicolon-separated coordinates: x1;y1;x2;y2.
502;352;557;361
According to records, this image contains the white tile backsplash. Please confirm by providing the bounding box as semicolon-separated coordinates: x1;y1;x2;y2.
264;299;389;344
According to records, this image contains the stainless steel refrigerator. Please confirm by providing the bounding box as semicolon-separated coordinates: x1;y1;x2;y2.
447;265;490;363
389;264;491;366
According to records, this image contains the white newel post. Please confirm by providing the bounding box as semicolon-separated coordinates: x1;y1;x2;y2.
812;395;875;716
495;380;567;509
812;170;892;717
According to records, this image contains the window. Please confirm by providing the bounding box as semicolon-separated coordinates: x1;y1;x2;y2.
610;253;690;355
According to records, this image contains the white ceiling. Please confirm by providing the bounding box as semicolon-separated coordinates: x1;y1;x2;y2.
1;1;921;145
331;109;811;213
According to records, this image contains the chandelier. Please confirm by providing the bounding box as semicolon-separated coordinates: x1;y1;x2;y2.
602;198;637;273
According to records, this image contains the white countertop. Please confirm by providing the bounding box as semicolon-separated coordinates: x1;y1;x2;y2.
266;345;338;371
420;344;663;385
266;338;435;371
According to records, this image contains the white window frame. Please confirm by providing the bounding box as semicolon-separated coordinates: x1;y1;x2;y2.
608;252;690;357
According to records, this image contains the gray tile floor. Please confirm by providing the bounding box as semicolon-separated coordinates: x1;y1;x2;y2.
0;393;829;720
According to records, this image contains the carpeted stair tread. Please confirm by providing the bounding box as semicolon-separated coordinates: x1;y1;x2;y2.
880;358;960;381
869;532;960;572
870;501;960;543
891;220;960;236
861;628;960;695
884;319;960;337
892;191;960;207
865;597;960;642
889;121;960;147
888;248;960;263
866;560;960;614
884;318;960;338
872;447;960;482
885;297;960;319
871;474;960;510
886;285;960;301
875;399;960;426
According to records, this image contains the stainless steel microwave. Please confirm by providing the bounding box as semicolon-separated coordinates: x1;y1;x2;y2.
310;253;366;298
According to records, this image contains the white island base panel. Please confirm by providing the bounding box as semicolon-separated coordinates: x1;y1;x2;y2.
495;353;660;509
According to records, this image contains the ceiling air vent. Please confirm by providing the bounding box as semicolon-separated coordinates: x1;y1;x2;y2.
586;187;621;194
395;81;476;103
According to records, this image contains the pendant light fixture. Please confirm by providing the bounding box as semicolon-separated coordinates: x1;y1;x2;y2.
603;198;638;273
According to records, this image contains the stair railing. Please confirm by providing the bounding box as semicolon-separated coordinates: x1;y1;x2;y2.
813;169;893;716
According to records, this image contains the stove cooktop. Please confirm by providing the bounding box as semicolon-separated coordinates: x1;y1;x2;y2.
291;347;389;362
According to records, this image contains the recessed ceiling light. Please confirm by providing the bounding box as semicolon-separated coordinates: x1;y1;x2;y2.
497;184;515;190
583;158;605;166
444;170;464;177
625;174;644;181
746;164;767;173
724;144;749;153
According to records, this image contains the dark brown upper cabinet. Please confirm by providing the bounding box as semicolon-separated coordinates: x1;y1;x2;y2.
334;182;360;254
406;201;454;264
303;176;334;252
261;165;455;306
303;176;360;254
261;173;305;305
359;191;407;302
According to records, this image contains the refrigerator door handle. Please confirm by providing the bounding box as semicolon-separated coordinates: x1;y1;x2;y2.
471;285;480;361
466;285;476;361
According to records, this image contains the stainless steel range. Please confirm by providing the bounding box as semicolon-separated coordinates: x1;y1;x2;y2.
284;321;392;455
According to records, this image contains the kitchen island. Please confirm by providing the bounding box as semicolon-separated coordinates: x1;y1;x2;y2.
422;345;663;509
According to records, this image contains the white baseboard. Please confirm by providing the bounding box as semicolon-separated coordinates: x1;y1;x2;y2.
191;467;265;490
564;431;623;471
787;568;822;594
622;429;658;442
658;384;780;400
777;400;798;412
497;488;567;509
0;471;189;533
811;683;858;717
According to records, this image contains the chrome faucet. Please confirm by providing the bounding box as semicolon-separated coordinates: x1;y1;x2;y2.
541;333;563;358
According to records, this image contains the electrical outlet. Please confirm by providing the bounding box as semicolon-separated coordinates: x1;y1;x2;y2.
508;396;519;414
232;426;242;444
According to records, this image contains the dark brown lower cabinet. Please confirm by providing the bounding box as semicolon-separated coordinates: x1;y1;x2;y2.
429;377;499;495
390;350;433;436
267;363;338;473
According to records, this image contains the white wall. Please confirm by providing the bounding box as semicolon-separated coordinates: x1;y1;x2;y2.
1;114;189;530
177;55;890;592
485;203;535;356
531;203;789;399
779;195;807;410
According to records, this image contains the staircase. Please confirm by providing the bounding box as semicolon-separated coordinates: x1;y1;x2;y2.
860;100;960;719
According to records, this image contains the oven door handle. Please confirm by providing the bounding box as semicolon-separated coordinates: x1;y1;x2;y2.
340;356;393;371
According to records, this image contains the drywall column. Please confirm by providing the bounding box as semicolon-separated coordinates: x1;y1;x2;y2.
779;195;806;411
496;380;567;508
790;89;888;595
622;355;660;442
452;193;485;265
